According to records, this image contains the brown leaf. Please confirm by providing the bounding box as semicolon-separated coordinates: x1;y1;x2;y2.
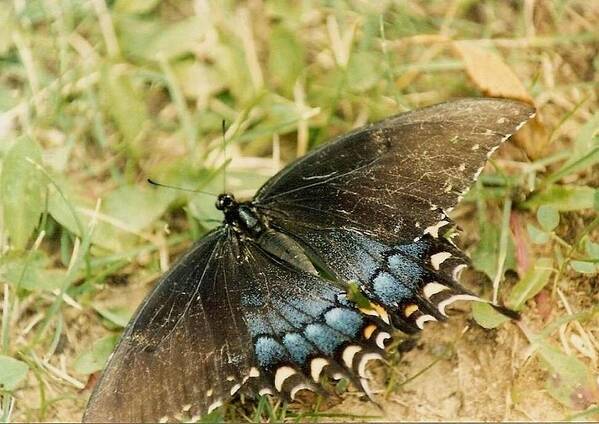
534;289;553;322
512;114;549;160
79;372;100;394
453;41;548;158
453;41;531;102
510;211;532;277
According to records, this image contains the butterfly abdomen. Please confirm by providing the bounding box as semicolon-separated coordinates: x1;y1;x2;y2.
257;229;317;274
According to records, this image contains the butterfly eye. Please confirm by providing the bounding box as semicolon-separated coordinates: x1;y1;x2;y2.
216;193;235;210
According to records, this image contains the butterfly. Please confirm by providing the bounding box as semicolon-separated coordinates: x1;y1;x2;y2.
83;98;534;422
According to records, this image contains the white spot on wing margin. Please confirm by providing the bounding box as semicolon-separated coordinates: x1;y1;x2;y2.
310;357;328;382
416;314;437;329
437;294;480;316
230;383;241;396
290;383;313;400
452;264;467;281
274;366;296;392
446;111;535;213
342;345;362;368
358;352;382;378
423;220;450;238
430;252;452;270
375;332;390;349
423;282;450;298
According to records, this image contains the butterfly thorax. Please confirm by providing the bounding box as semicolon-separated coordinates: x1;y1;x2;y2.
216;193;317;273
216;193;266;238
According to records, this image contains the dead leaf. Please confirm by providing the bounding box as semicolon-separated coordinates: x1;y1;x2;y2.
512;115;550;160
534;289;553;322
510;211;532;277
79;372;100;394
453;41;548;159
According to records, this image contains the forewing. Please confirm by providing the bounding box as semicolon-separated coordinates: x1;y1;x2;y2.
255;98;534;244
83;229;256;423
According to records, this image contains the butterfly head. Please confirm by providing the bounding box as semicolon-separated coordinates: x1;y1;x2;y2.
215;193;237;212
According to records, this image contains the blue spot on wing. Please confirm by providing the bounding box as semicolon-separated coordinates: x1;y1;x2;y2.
341;232;387;280
387;252;423;287
266;310;295;334
245;311;270;337
324;308;363;336
283;333;315;365
373;271;411;305
394;239;429;257
304;324;348;355
255;337;286;368
336;293;352;307
286;296;332;318
273;299;311;328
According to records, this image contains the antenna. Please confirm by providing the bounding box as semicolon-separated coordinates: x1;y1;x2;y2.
147;179;217;197
222;119;227;193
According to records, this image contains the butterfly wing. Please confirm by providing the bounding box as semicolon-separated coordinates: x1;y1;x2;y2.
253;98;534;330
266;221;477;333
83;228;389;422
255;98;535;244
83;229;258;422
227;239;390;402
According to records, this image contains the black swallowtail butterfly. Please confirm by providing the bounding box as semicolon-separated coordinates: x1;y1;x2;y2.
83;98;534;422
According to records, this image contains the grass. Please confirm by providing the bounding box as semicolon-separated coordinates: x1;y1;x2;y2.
0;0;598;422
